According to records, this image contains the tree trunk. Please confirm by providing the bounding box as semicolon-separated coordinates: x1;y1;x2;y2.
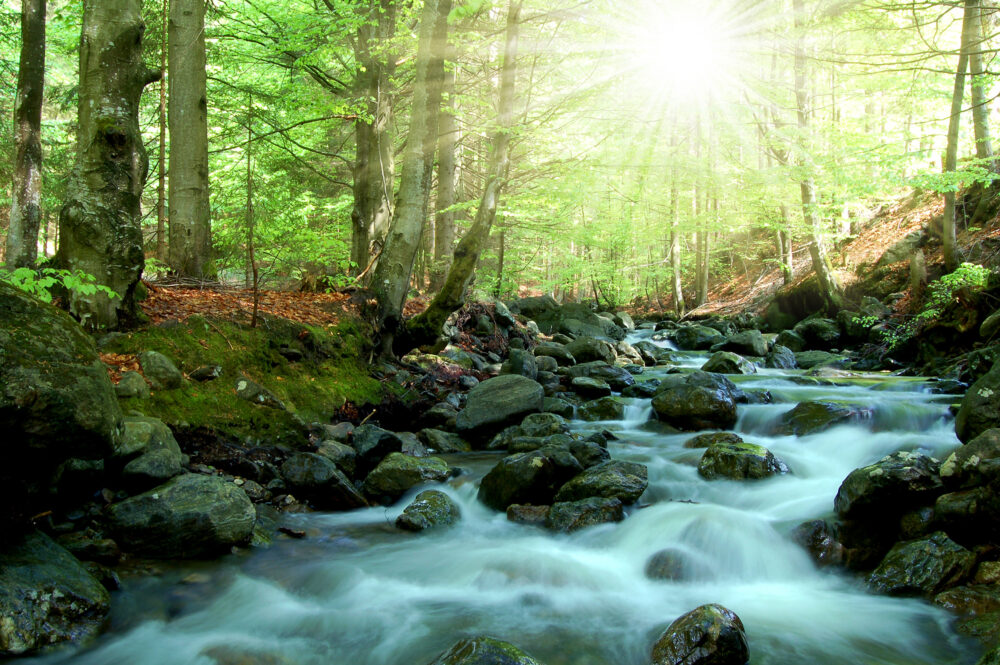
430;50;458;291
156;0;166;261
943;4;972;272
369;0;452;356
5;0;46;269
793;0;843;309
966;0;994;170
167;0;212;278
350;0;396;277
779;205;793;284
57;0;159;329
401;0;521;353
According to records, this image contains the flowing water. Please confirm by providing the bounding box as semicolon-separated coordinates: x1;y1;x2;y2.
25;331;983;665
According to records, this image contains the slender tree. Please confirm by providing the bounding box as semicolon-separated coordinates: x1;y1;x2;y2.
431;51;459;291
168;0;212;278
369;0;452;356
5;0;46;269
942;0;973;272
58;0;160;328
403;0;522;351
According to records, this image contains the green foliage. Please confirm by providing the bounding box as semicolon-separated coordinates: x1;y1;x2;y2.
0;267;119;304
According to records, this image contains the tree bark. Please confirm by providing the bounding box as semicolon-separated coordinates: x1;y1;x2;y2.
5;0;46;269
370;0;452;356
779;205;793;285
430;50;458;291
167;0;212;278
402;0;521;353
943;4;972;272
966;0;994;170
350;0;396;277
156;0;167;261
57;0;159;329
793;0;843;309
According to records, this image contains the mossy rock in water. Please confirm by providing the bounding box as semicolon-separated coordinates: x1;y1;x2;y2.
701;351;757;375
774;401;868;436
684;432;744;449
455;375;544;439
651;603;749;665
427;636;542;665
545;496;624;533
793;351;849;370
0;282;121;527
363;453;450;505
396;489;461;531
834;451;943;520
0;531;110;657
956;361;1000;444
478;446;583;511
554;460;648;504
868;532;975;597
577;396;626;422
280;452;368;510
698;441;788;480
652;383;737;431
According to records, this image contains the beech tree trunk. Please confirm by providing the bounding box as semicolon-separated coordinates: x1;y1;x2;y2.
351;0;396;277
431;50;458;291
57;0;159;329
966;0;994;170
793;0;843;309
402;0;521;353
370;0;451;356
943;3;972;272
167;0;212;278
5;0;46;269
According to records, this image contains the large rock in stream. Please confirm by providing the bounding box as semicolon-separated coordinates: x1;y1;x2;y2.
651;604;750;665
834;451;944;520
956;361;1000;443
0;282;122;526
0;531;110;656
698;441;788;480
363;453;450;504
427;636;542;665
478;446;583;510
281;452;369;510
868;532;975;597
651;372;739;431
456;375;544;439
554;460;648;504
105;473;256;557
773;401;870;436
396;490;461;531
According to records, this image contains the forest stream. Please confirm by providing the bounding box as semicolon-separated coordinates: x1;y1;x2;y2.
16;330;981;665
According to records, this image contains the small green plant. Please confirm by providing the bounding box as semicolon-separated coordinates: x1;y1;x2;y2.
1;267;119;303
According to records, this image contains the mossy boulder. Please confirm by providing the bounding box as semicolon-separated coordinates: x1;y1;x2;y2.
545;497;624;532
834;451;944;520
105;473;255;557
571;376;612;398
683;432;744;449
774;401;869;436
554;460;648;504
478;446;583;511
765;345;797;370
280;452;368;510
577;396;627;422
138;350;184;390
533;342;576;366
652;374;738;431
565;336;617;364
701;351;757;375
674;325;725;350
794;351;849;370
719;330;768;357
868;532;975;597
941;429;1000;488
395;489;461;531
351;425;405;476
645;548;710;582
793;318;841;350
0;282;121;527
456;375;544;439
363;453;450;504
698;441;788;480
418;429;472;454
0;531;110;656
651;604;749;665
427;636;541;665
956;361;1000;443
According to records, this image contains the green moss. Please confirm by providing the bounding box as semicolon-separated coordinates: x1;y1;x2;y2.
105;314;385;445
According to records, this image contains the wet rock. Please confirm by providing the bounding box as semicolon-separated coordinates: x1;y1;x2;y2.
794;351;849;370
427;635;542;665
652;374;738;431
791;520;844;567
534;355;559;373
351;424;405;476
501;348;538;380
774;401;869;436
934;487;1000;542
456;375;544;439
545;497;624;532
935;585;1000;617
651;603;749;665
315;440;357;476
542;397;575;419
138;350;184;390
613;311;636;330
957;363;1000;444
834;451;944;520
566;337;617;364
363;453;450;504
114;414;183;462
578;396;627;422
698;441;788;480
899;506;936;540
868;532;975;597
775;329;806;352
395;489;461;531
683;432;744;449
234;376;285;410
478;447;584;511
701;351;757;375
105;474;256;558
615;341;645;366
535;370;561;394
765;345;797;370
793;318;841;350
121;447;184;491
623;380;660;398
0;531;110;656
519;413;569;437
0;282;121;526
633;341;670;365
506;504;551;525
674;325;725;350
562;361;636;390
318;421;354;443
645;548;710;581
418;429;472;454
554;460;648;504
399;431;428;457
568;439;611;468
719;330;768;357
533;342;576;366
423;402;460;430
279;453;368;510
571;376;612;398
978;647;1000;665
115;371;149;398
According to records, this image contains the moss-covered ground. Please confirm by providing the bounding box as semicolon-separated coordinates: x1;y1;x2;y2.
103;313;385;447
